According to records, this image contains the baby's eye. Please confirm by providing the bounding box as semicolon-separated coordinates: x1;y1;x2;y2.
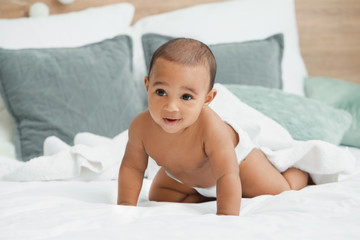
182;94;193;100
156;89;167;96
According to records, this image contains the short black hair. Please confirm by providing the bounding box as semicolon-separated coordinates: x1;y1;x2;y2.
148;38;217;90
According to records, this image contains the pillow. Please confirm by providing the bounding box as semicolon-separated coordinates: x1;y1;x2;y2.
305;77;360;148
142;33;284;88
0;35;143;161
132;0;307;96
0;3;134;49
0;3;134;159
224;84;352;145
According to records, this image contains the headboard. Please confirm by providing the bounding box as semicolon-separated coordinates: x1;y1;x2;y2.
1;0;359;84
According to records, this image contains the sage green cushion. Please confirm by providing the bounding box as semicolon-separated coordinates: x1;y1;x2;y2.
142;33;284;89
305;77;360;148
225;84;352;145
0;35;143;161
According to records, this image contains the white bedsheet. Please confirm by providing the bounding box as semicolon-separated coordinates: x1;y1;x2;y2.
1;163;360;240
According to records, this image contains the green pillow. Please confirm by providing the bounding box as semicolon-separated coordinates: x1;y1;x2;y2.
305;77;360;148
0;35;143;161
225;84;352;145
142;33;284;89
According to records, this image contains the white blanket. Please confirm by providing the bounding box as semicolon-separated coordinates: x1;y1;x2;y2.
0;83;355;183
0;131;127;181
209;84;356;184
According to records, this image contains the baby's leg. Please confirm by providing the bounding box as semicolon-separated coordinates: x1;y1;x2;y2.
239;148;309;198
149;168;215;203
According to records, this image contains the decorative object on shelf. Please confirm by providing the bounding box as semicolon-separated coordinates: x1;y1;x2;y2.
58;0;75;4
28;2;49;18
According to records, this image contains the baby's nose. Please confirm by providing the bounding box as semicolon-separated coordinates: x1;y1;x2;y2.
164;99;179;112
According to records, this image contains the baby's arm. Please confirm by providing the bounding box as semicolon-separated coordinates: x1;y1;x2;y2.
117;118;148;206
205;124;242;216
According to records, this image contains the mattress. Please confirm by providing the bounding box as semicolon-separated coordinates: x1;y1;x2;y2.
1;147;359;240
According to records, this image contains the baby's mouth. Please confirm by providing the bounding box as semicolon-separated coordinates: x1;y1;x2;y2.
163;118;181;125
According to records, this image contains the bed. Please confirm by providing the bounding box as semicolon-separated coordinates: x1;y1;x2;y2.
1;0;360;239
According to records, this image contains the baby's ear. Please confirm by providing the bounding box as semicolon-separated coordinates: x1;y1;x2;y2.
204;89;217;106
144;76;149;92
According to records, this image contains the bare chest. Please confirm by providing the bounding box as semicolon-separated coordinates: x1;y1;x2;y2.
146;134;206;169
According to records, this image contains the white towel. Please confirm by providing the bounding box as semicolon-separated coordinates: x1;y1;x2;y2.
0;83;356;183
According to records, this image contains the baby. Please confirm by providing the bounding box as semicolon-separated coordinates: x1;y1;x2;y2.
117;38;309;216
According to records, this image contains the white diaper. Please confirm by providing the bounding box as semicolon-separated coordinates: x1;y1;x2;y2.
224;118;257;165
166;119;257;198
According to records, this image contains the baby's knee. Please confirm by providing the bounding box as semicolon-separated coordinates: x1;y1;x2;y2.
282;168;309;191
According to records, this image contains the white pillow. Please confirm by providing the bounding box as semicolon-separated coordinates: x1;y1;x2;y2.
132;0;307;96
0;3;134;48
0;3;135;159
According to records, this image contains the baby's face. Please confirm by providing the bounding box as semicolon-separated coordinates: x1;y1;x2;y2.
145;58;213;134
